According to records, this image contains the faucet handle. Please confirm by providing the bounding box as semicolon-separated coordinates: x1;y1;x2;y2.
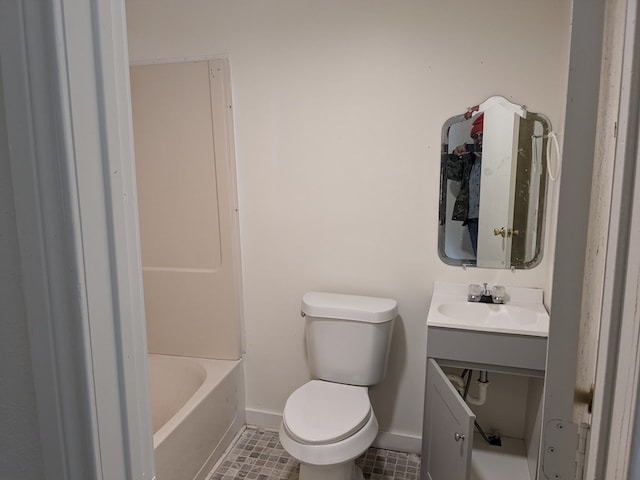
491;285;506;304
468;284;482;302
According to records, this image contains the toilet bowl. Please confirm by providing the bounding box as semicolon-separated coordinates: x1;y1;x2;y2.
279;292;397;480
279;380;378;480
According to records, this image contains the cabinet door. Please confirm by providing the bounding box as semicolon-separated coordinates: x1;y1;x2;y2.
423;359;475;480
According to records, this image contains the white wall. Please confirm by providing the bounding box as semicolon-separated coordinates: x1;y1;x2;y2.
127;0;572;447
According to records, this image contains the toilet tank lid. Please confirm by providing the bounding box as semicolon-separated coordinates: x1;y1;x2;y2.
302;292;397;323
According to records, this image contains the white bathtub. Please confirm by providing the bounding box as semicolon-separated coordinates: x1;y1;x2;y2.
148;354;244;480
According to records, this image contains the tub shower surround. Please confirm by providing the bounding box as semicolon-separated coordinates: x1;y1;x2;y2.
208;428;421;480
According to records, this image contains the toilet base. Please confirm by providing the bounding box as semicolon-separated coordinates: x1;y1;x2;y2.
299;461;364;480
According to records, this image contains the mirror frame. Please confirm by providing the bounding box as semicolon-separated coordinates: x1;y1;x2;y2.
437;96;551;269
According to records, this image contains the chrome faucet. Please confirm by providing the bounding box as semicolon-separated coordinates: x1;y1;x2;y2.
467;283;505;304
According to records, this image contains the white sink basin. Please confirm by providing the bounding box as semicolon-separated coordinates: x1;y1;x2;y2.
428;282;549;337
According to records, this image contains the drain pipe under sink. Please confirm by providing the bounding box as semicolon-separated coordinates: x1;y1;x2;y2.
447;371;490;406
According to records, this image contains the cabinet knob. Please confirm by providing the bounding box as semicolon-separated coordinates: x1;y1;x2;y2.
454;432;465;442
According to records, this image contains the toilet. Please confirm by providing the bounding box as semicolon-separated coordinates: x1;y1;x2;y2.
279;291;397;480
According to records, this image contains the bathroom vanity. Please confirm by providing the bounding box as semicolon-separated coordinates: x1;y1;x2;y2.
421;282;549;480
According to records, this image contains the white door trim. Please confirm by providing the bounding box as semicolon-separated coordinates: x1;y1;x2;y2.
1;0;154;478
592;0;640;477
542;0;606;477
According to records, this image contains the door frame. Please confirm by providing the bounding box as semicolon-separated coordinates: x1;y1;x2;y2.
1;0;154;478
591;0;640;477
546;0;640;478
543;0;606;476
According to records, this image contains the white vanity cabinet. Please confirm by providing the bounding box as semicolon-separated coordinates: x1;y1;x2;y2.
422;282;549;480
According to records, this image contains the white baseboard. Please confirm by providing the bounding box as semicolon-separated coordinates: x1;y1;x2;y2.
245;408;422;454
245;408;282;430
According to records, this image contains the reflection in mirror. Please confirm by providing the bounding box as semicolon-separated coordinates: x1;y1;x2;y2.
438;96;550;269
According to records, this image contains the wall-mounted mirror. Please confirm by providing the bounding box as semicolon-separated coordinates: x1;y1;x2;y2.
438;96;550;269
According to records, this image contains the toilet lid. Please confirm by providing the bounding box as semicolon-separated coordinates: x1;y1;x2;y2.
283;380;371;445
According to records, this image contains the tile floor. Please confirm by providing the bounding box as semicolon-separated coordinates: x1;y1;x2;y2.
207;427;421;480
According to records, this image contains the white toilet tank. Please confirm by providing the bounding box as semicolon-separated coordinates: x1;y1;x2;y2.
301;292;397;386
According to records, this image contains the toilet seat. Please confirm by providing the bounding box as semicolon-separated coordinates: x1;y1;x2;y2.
283;380;371;445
